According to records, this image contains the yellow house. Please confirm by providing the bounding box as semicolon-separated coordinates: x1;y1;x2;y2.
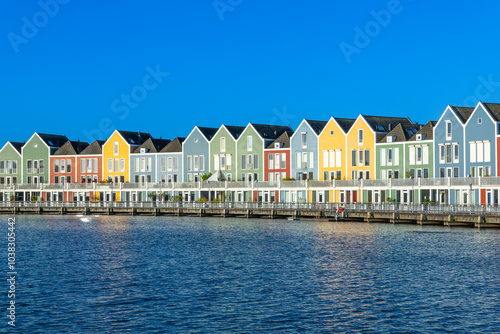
102;130;152;201
318;117;356;181
346;115;412;181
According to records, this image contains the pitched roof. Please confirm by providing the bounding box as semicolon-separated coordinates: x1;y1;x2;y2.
266;131;291;149
133;138;171;153
54;140;90;155
304;119;328;135
37;133;69;148
361;115;413;133
224;125;246;140
408;121;436;141
197;127;218;141
334;117;356;133
8;142;24;154
481;103;500;122
378;123;424;143
80;140;105;155
160;137;185;153
250;124;293;140
116;130;153;146
449;106;474;123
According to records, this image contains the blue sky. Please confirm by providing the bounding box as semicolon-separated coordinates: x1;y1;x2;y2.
2;0;500;144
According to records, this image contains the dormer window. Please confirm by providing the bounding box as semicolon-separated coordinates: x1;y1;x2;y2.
416;134;425;141
274;142;282;149
140;148;148;153
386;136;396;143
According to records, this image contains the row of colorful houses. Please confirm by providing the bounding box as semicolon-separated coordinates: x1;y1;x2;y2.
1;101;500;203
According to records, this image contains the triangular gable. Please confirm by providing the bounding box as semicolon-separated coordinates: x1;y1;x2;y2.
183;126;213;145
22;132;50;154
0;142;23;157
318;116;356;137
465;101;500;127
290;119;326;141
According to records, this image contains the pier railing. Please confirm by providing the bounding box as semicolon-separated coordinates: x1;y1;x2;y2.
1;201;498;216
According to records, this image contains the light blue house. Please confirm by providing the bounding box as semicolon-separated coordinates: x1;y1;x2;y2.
290;119;327;180
157;137;185;184
130;138;171;188
434;106;473;179
464;102;500;178
182;126;218;183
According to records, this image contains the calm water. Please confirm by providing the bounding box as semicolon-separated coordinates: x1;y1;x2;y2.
2;215;499;333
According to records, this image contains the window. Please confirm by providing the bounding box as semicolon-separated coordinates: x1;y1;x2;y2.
309;152;314;169
54;176;59;184
60;159;65;173
254;155;259;169
417;147;422;164
301;132;307;149
329;150;335;168
12;161;17;174
323;151;328;168
453;167;459;178
424;168;429;178
477;142;483;162
335;150;341;168
365;149;370;166
160;157;166;172
0;161;5;174
471;166;476;177
281;153;286;169
381;149;386;166
114;159;119;172
247;136;253;151
67;159;71;173
147;158;152;172
275;153;280;169
351;150;357;167
423;146;429;165
81;159;86;173
446;145;452;163
393;170;398;179
439;145;445;164
302;152;307;169
194;156;199;171
388;148;393;165
485;166;491;176
478;118;482;124
453;144;459;163
187;156;192;171
200;155;205;171
221;137;226;152
330;131;334;135
417;169;422;178
358;129;363;145
242;155;246;170
358;150;363;166
445;121;452;140
87;159;92;173
114;141;119;155
439;167;445;178
221;155;226;170
336;171;341;180
226;155;231;170
485;141;491;162
120;176;125;183
135;158;140;172
173;157;178;171
108;159;112;172
269;154;274;169
140;158;145;172
54;160;59;173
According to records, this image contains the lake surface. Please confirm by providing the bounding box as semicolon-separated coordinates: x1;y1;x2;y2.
2;215;499;333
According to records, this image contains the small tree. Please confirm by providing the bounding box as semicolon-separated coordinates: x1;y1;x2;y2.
201;173;213;181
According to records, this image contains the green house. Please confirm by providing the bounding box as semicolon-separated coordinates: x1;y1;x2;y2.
0;141;24;191
236;123;293;182
22;133;68;185
209;125;245;181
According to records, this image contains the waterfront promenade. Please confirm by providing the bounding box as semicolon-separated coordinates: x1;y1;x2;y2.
2;201;500;228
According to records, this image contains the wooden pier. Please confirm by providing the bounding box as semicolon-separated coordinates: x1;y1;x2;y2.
1;202;500;228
